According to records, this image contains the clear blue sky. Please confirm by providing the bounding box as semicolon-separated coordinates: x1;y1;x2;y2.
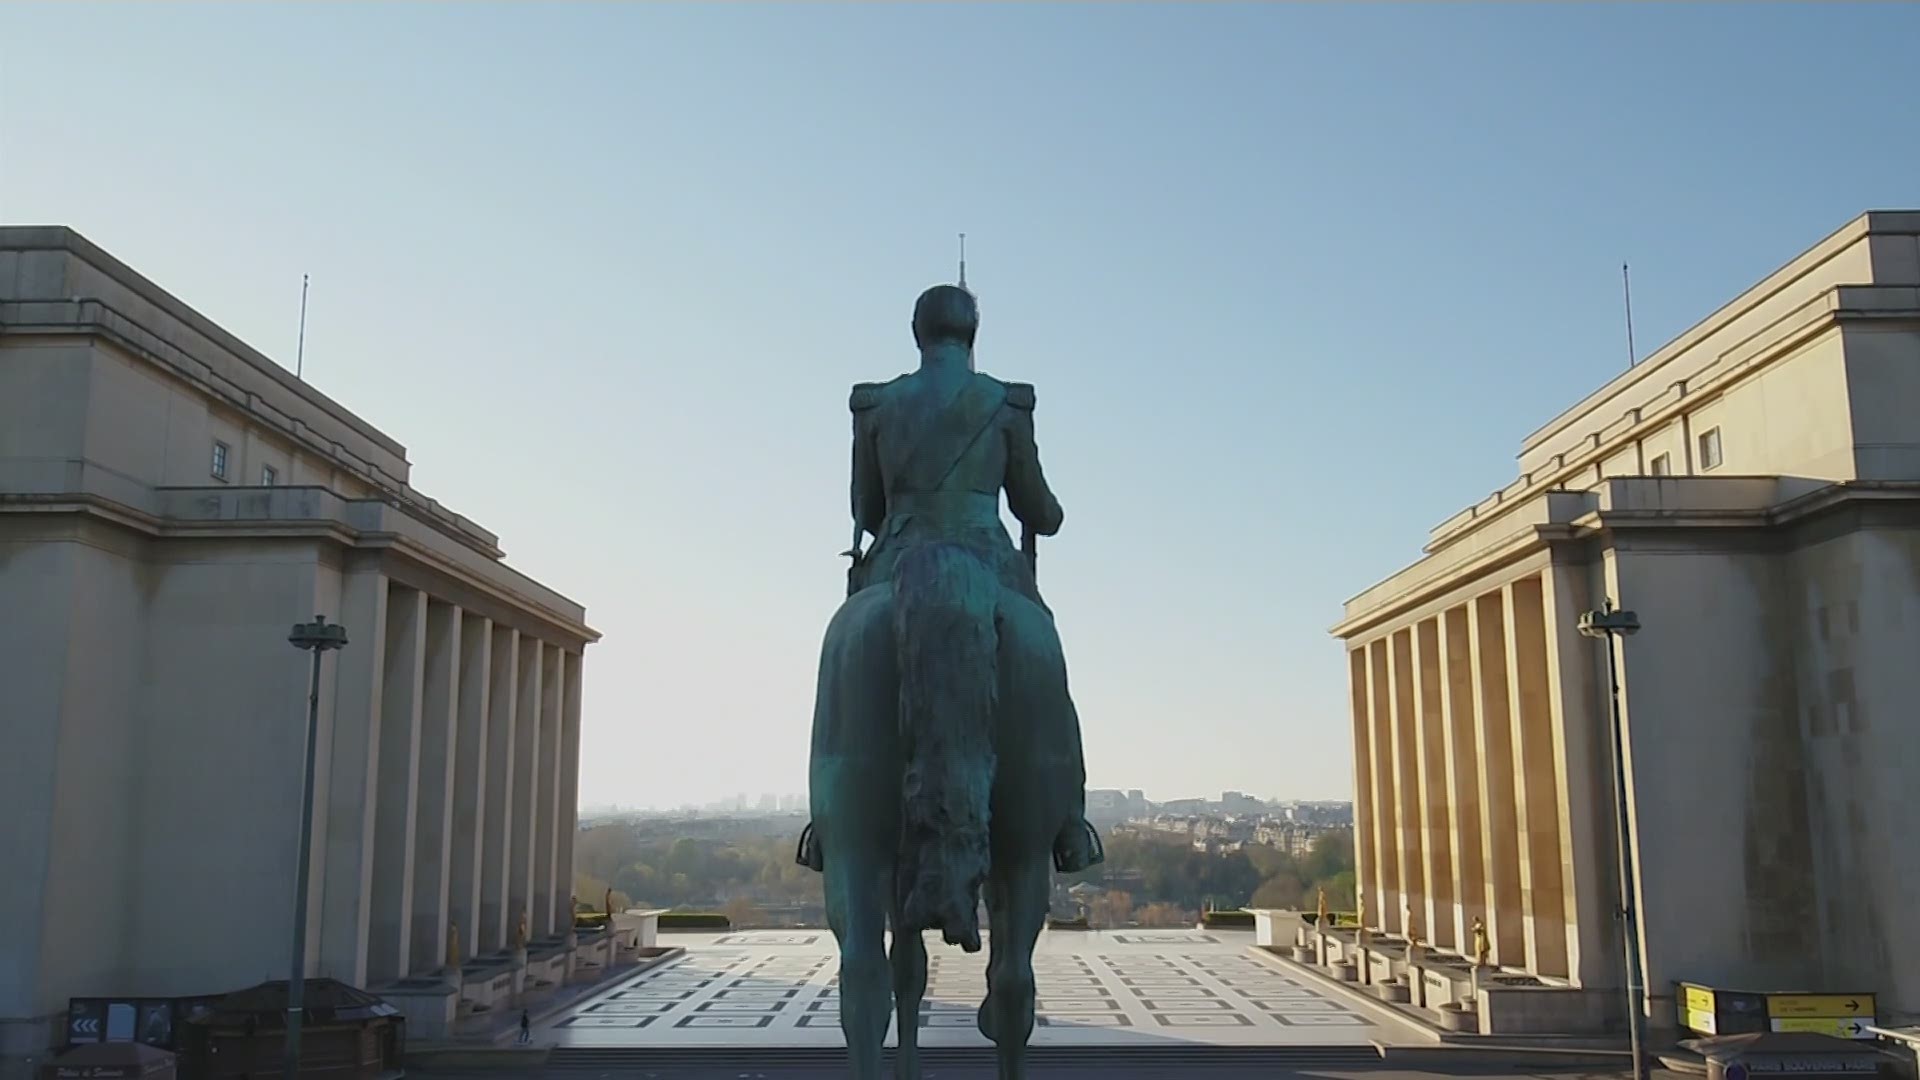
5;3;1916;808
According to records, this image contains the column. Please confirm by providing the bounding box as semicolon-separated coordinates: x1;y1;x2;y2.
535;643;564;937
1389;629;1422;936
1540;559;1616;988
508;634;543;942
1348;648;1377;925
318;567;388;987
1439;605;1487;953
448;613;492;962
557;651;584;933
368;585;426;983
1469;592;1525;966
479;625;519;953
1365;640;1399;929
1413;618;1455;947
408;601;461;974
1504;576;1570;977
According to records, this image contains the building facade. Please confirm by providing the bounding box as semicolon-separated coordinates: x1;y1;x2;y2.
1333;211;1920;1028
0;228;599;1060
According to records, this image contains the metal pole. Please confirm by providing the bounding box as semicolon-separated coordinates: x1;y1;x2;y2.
295;274;310;381
286;642;324;1080
1622;262;1638;369
1604;630;1649;1080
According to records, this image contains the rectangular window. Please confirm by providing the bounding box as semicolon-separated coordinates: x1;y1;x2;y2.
261;465;278;486
1697;427;1723;471
1650;453;1671;477
211;441;230;481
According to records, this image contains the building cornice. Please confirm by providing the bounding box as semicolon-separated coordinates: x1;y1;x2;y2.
1334;480;1920;645
0;485;599;648
1422;284;1912;556
0;225;402;458
1516;213;1894;458
0;300;507;560
1329;521;1574;642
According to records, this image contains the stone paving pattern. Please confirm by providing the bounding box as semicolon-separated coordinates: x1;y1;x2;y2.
539;929;1420;1048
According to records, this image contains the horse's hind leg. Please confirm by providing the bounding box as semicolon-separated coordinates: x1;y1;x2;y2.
888;923;927;1080
826;853;891;1080
982;856;1050;1080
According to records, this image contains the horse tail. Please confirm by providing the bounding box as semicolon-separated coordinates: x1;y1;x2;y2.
891;541;998;952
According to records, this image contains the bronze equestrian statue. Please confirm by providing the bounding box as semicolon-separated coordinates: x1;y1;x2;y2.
800;284;1102;1079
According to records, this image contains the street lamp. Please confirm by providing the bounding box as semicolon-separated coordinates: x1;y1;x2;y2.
285;615;348;1080
1578;599;1645;1080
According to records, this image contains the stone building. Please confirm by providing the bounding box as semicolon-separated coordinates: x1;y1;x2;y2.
0;227;599;1062
1333;211;1920;1028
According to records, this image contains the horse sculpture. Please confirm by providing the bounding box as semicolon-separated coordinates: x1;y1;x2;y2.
801;284;1102;1080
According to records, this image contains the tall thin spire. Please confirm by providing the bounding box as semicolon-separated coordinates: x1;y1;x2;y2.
957;232;967;290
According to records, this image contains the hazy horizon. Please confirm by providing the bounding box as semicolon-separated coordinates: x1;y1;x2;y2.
5;3;1918;809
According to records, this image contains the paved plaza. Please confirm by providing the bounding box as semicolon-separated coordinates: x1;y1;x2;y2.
537;929;1423;1049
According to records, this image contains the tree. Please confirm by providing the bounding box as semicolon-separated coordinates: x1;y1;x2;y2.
723;896;766;929
1135;902;1189;928
1300;830;1354;884
1314;870;1356;910
1249;874;1304;911
1088;889;1134;928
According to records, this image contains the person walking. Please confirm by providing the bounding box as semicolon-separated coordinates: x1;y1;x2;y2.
517;1009;531;1045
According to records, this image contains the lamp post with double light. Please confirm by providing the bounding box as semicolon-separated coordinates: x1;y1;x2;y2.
285;615;348;1080
1578;600;1645;1080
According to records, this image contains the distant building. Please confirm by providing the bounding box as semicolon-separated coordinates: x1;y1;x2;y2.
1334;211;1920;1028
1085;788;1129;825
0;227;600;1061
1220;790;1264;816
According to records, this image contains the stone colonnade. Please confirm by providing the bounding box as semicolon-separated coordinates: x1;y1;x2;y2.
316;571;585;988
1346;563;1613;987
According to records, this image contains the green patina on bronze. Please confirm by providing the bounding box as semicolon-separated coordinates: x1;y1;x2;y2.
802;285;1102;1080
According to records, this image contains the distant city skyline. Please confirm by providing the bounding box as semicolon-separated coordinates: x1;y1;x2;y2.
582;786;1353;815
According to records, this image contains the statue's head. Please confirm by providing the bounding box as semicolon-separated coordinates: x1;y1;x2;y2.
912;284;979;350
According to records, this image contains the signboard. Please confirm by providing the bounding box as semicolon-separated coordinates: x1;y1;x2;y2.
1677;983;1878;1042
65;996;222;1052
66;1002;104;1046
1772;1017;1874;1040
1767;995;1873;1019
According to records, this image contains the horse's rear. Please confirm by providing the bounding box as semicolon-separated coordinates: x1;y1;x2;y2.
809;545;1081;1080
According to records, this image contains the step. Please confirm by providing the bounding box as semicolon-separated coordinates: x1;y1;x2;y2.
546;1043;1383;1071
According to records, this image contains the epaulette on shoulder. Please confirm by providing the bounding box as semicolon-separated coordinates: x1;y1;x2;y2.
1005;381;1036;410
850;382;884;412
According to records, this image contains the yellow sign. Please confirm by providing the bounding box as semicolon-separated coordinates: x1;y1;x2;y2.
1772;1016;1874;1039
1767;993;1874;1018
1682;986;1717;1014
1684;1008;1718;1035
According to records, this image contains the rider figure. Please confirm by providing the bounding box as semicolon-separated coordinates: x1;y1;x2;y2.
798;284;1103;876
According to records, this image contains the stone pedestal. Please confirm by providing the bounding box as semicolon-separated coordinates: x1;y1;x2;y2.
381;978;461;1042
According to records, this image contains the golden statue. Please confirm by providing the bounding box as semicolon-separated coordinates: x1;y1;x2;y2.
514;909;529;950
447;922;462;971
1315;887;1328;929
604;887;614;920
1355;888;1369;948
1472;916;1491;967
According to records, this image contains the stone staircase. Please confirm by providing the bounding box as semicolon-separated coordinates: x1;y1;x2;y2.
545;1043;1383;1072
